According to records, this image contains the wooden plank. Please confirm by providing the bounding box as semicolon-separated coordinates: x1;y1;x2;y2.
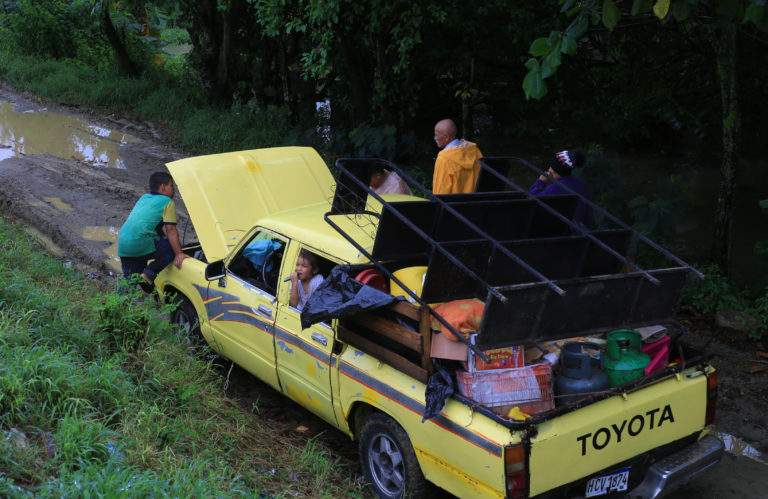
338;327;428;384
387;301;421;322
347;313;422;352
419;306;434;375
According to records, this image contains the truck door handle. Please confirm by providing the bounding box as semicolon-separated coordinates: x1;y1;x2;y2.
257;304;272;318
311;333;328;346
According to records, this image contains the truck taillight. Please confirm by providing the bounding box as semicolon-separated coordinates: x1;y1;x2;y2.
706;371;718;425
504;444;527;499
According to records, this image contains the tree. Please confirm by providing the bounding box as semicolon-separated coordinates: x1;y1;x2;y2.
522;0;768;275
89;0;184;77
96;0;140;76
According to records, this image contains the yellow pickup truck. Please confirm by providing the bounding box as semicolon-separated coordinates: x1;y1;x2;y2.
156;147;723;498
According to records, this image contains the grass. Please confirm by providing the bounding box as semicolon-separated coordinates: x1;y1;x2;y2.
0;217;366;497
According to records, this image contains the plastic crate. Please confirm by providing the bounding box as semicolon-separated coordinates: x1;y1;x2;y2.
456;363;554;414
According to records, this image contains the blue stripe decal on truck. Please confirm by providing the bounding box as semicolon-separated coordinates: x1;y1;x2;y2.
339;360;503;456
201;288;275;334
193;284;500;456
273;326;331;365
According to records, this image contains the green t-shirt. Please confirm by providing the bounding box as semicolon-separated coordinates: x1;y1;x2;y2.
118;193;176;257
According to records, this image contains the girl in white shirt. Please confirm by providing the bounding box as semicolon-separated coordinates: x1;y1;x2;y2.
289;249;324;311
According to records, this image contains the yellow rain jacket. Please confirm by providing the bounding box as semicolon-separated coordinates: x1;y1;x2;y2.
432;140;483;194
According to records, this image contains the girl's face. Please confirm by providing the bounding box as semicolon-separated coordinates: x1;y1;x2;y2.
295;256;317;281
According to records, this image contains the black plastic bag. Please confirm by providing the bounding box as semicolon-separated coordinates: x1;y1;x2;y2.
422;364;455;422
300;266;401;329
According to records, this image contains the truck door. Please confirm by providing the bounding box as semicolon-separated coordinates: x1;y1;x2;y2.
205;229;286;391
273;244;338;426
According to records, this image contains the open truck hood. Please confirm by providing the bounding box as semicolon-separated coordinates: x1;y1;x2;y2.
167;147;334;261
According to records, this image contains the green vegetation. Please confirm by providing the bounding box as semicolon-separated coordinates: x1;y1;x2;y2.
0;217;364;497
683;265;768;339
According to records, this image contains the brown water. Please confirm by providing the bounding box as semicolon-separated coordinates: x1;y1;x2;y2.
24;227;64;257
0;101;135;168
82;225;120;272
713;430;767;465
42;196;74;212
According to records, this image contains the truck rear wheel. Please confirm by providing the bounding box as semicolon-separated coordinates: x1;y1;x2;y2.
359;412;428;498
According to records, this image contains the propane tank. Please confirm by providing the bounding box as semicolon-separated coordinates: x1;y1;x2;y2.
555;342;609;405
603;329;650;387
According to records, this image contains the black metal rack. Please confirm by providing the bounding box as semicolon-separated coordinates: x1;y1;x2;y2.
325;156;698;355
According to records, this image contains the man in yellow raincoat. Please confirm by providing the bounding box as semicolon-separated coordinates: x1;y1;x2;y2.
432;119;483;194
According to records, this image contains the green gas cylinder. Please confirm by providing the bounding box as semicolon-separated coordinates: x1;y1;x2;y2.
604;329;650;387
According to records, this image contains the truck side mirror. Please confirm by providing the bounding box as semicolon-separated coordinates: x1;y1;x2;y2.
205;260;226;281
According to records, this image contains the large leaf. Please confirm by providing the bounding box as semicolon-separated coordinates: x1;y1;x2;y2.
566;12;589;39
671;1;692;21
529;37;552;57
523;59;548;100
542;41;562;78
561;35;578;55
603;0;621;29
631;0;653;15
744;2;766;25
653;0;671;19
561;0;578;13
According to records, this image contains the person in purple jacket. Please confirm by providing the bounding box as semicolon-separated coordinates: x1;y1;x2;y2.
530;150;594;229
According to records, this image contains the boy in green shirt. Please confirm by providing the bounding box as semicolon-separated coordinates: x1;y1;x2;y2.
118;171;189;291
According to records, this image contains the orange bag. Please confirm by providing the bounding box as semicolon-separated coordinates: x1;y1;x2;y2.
431;299;485;341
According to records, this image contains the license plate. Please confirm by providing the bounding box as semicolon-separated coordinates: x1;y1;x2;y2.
585;468;629;497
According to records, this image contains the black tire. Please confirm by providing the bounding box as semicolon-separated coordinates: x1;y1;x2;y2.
359;412;428;499
170;296;205;349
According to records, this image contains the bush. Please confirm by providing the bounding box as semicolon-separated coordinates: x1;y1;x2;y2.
683;264;749;316
161;27;190;46
0;0;111;65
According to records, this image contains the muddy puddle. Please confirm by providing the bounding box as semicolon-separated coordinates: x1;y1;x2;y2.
714;430;768;465
0;101;135;168
24;227;64;257
82;226;121;273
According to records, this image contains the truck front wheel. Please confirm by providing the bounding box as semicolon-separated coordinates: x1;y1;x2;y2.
359;412;428;498
170;295;204;349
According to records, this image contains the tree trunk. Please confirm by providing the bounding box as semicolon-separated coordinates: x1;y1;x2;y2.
101;3;139;77
461;55;476;140
214;6;232;105
340;35;371;126
710;22;740;275
276;37;292;111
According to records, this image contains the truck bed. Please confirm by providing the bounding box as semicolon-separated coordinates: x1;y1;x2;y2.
340;300;709;427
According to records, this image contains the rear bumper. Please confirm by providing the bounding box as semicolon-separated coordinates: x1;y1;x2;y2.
627;434;724;498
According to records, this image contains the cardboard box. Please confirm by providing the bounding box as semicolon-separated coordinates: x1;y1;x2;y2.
466;334;524;371
430;331;468;361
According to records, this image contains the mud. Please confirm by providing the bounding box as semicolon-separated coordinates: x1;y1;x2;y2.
1;82;766;495
0;83;191;277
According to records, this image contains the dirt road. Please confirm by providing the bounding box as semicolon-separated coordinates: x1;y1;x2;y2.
0;83;190;277
1;83;766;496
